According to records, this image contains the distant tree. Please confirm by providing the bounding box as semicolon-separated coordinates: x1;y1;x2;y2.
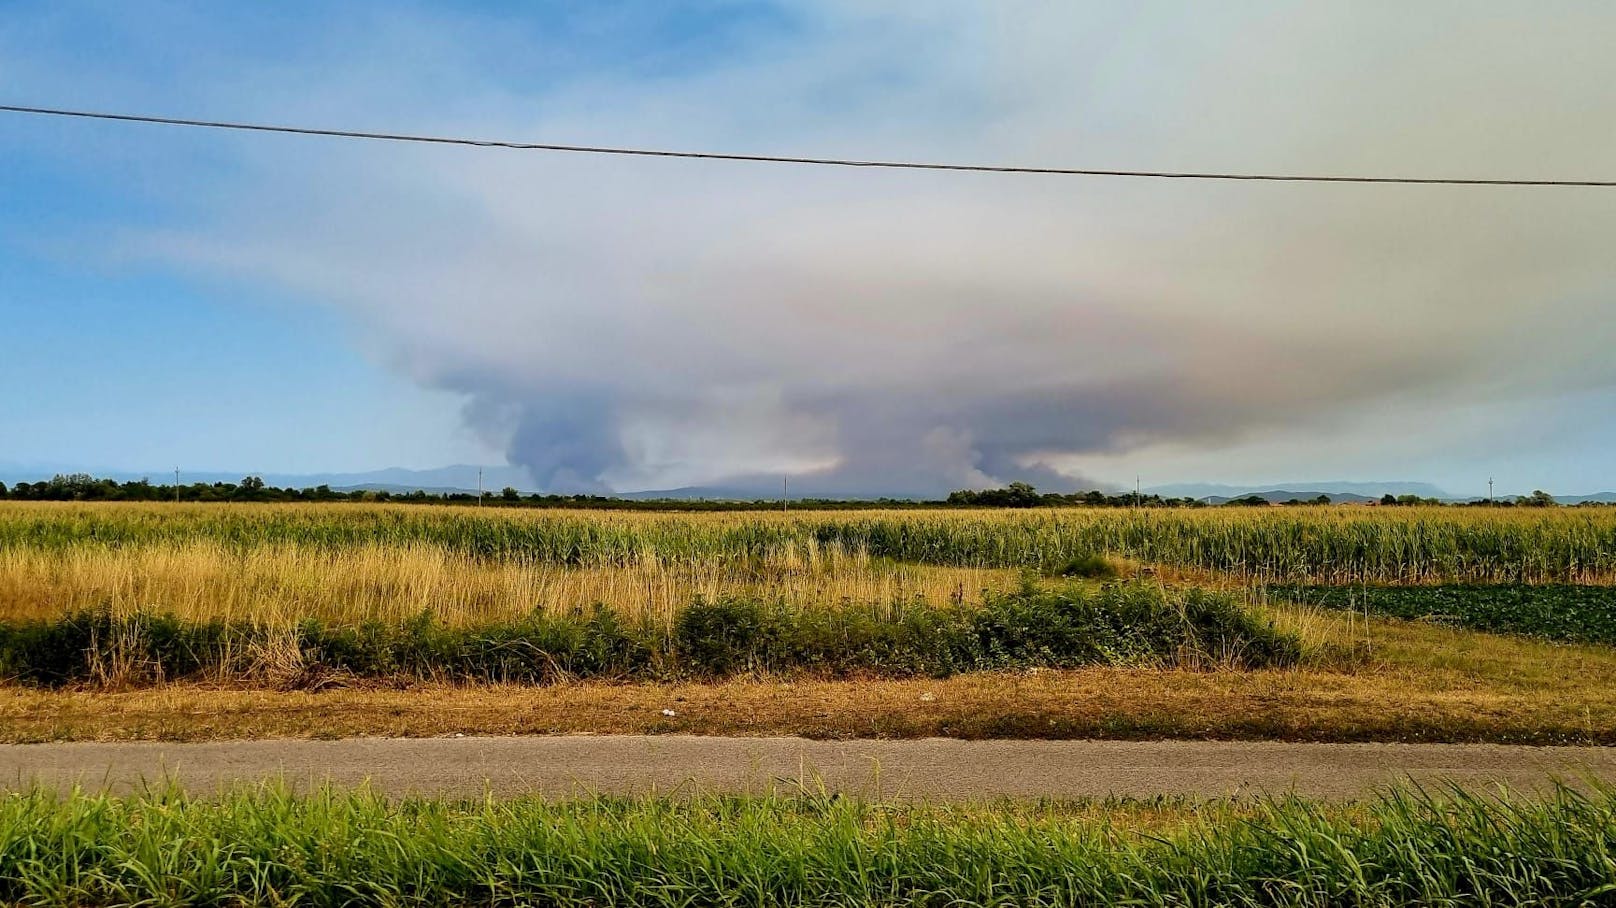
238;476;266;500
946;482;1041;507
1519;489;1557;507
1312;494;1331;505
43;473;100;500
0;482;7;499
1380;494;1398;506
1003;481;1039;507
501;486;520;502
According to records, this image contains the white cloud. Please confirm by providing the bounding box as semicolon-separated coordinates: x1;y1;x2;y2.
27;1;1616;492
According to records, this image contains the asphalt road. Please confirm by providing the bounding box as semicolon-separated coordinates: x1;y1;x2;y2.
3;736;1613;800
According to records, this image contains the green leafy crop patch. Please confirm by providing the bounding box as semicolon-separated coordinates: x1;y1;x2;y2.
1278;584;1616;644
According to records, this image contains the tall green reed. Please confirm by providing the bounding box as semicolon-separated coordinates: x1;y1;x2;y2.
0;782;1611;906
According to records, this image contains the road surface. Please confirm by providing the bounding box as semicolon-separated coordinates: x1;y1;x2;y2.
3;736;1611;800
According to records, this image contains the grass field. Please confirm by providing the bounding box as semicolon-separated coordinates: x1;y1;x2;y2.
5;501;1616;903
2;501;1615;744
1;783;1613;906
0;538;1010;627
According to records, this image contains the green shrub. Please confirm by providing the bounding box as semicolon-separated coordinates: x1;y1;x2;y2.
1054;552;1121;579
675;598;769;676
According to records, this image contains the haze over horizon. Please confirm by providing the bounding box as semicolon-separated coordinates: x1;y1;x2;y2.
3;460;1605;503
5;3;1616;499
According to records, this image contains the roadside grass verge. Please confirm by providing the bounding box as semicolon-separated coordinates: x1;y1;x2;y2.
5;598;1613;745
0;582;1299;688
1;783;1613;906
1275;584;1616;644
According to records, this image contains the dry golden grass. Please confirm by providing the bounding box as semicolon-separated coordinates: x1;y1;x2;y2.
0;541;1018;627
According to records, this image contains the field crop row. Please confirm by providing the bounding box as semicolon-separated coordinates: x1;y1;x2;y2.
5;502;1616;583
1;784;1612;906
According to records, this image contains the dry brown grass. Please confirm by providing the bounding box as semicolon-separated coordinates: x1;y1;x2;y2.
0;541;1017;627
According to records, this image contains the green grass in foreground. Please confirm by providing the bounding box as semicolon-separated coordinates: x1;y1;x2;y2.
1279;584;1616;644
1;784;1614;906
0;582;1299;687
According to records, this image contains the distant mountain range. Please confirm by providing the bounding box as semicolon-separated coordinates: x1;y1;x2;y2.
1561;491;1616;504
1145;483;1616;505
1;463;1612;504
1192;490;1380;505
1144;481;1453;500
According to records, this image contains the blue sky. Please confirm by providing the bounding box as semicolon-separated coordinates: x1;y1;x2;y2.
0;1;791;474
3;2;1616;495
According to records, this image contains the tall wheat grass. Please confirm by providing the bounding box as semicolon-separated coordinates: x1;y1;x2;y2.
0;539;1014;627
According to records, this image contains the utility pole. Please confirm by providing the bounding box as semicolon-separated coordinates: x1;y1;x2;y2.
782;476;788;512
1488;477;1494;504
1135;474;1141;509
478;468;484;507
174;467;181;504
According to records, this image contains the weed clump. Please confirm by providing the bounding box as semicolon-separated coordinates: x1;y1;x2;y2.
1053;552;1124;579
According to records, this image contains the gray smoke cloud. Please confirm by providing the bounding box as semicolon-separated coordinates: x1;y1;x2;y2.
109;1;1616;494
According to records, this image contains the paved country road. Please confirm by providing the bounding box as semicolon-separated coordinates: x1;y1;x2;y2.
2;737;1612;801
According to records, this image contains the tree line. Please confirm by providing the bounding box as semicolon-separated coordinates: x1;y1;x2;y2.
0;474;1585;509
0;473;928;510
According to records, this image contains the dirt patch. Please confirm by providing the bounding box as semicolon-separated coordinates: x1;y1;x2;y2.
3;660;1615;746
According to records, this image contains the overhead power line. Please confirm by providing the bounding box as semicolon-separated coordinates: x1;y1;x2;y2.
3;102;1615;187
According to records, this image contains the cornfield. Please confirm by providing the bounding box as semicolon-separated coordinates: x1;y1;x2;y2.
3;502;1615;584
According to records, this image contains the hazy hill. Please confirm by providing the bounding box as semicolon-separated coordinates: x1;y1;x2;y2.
1146;481;1453;500
3;462;1610;504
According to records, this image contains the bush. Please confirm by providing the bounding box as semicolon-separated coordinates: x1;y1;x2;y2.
1054;553;1122;579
